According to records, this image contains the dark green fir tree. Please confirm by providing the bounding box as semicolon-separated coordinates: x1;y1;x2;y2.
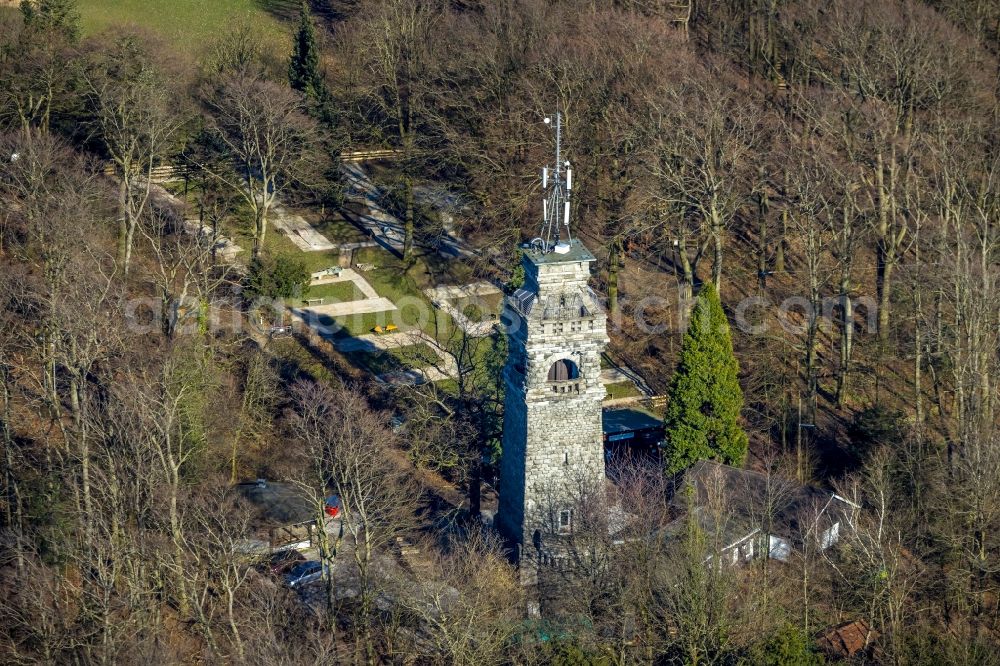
20;0;80;42
663;282;748;474
288;2;323;100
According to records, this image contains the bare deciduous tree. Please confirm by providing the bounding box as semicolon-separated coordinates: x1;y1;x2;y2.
290;379;417;662
202;70;320;257
85;35;181;273
390;529;523;665
351;0;438;262
832;448;920;662
0;1;77;133
647;69;763;295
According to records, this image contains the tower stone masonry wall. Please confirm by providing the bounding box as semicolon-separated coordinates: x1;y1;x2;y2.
498;239;609;557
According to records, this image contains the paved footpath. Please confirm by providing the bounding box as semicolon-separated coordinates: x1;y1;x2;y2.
311;268;382;300
290;268;397;320
148;184;244;261
292;297;397;319
424;283;501;300
271;207;336;251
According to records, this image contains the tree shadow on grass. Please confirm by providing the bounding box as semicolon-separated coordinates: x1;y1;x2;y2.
269;331;356;387
255;0;358;29
254;0;300;22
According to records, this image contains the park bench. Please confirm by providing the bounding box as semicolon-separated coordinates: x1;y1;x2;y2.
304;298;324;306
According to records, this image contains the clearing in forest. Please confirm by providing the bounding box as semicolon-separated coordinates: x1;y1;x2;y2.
76;0;290;55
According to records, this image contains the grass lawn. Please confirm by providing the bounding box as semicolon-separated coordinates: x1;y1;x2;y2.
255;216;373;275
315;312;390;338
249;217;466;343
349;246;461;343
604;381;643;401
261;229;342;274
285;243;476;343
321;308;449;341
286;281;363;308
345;343;438;376
316;216;368;245
76;0;291;57
461;301;485;321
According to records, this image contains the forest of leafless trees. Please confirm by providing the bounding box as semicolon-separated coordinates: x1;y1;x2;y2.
0;0;998;663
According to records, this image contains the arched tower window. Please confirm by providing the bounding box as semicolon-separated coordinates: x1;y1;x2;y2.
547;358;579;381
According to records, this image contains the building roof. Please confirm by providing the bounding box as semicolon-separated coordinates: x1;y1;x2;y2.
674;461;852;540
522;238;596;265
659;504;760;553
235;480;315;527
816;620;877;658
602;407;663;435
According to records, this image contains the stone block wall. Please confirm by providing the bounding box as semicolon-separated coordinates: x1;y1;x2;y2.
525;259;593;294
498;245;609;554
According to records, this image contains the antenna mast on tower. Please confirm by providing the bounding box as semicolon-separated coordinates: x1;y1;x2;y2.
537;112;574;254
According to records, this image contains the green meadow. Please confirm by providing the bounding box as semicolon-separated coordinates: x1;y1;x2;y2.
76;0;292;55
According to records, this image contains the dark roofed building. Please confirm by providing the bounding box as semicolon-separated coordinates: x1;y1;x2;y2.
602;406;663;463
235;479;337;549
237;480;313;526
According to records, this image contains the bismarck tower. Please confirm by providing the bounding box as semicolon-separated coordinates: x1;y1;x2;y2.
498;113;608;570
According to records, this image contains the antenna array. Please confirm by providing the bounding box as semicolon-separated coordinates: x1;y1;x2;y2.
535;112;573;254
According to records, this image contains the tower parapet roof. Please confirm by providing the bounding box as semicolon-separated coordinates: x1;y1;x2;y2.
522;238;595;265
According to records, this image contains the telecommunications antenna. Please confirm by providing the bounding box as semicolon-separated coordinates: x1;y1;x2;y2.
539;112;573;254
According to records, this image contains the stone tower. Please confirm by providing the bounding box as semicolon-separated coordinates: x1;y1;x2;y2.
497;114;608;565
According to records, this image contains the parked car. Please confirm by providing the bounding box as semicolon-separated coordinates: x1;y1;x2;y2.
262;549;306;577
285;560;327;589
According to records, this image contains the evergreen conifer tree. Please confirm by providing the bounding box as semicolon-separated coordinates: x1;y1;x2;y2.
288;2;322;100
663;283;748;474
20;0;80;42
